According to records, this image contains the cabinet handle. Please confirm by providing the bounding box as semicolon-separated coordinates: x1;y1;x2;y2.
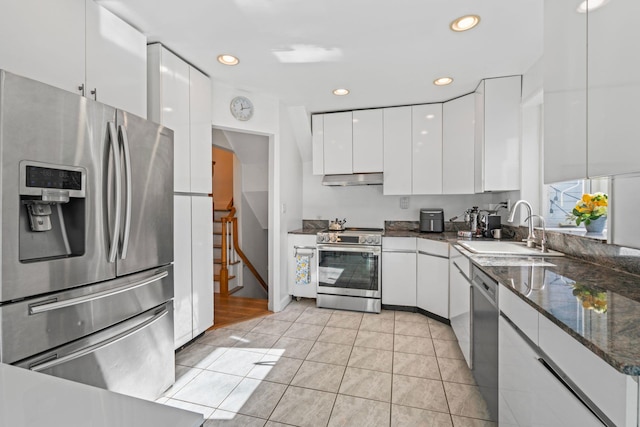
78;83;85;96
90;88;97;100
417;250;448;259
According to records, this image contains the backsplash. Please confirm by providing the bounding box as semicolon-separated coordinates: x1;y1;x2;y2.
385;221;467;233
302;219;329;230
506;225;640;277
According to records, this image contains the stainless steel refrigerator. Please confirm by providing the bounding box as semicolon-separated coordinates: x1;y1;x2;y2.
0;70;175;400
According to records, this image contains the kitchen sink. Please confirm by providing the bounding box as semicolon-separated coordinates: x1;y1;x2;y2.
457;240;565;257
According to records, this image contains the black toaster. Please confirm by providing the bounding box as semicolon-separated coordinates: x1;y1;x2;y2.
420;208;444;233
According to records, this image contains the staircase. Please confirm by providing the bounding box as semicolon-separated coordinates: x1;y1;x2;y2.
213;205;242;294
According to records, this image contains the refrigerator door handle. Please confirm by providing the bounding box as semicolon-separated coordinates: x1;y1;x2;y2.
108;121;122;263
29;306;169;372
118;124;133;260
28;270;169;315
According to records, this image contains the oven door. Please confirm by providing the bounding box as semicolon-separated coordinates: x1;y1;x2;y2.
317;244;381;298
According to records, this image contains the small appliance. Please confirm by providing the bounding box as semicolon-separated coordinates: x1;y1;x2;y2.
420;208;444;233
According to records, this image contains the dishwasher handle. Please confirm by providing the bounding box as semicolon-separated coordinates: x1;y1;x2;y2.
472;274;498;307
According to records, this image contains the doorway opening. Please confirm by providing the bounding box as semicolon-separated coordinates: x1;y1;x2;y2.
211;129;271;328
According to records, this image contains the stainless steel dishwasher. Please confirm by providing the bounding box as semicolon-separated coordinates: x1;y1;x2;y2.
471;265;498;422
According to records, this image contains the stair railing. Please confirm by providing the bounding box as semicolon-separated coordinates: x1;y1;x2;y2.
219;200;268;296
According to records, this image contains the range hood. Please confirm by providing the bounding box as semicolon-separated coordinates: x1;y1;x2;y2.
322;173;384;186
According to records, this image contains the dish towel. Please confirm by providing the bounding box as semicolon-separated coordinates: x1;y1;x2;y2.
295;254;311;285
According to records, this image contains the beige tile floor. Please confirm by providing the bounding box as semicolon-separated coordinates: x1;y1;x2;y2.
158;299;496;427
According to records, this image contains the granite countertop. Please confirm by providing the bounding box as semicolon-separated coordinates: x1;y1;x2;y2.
467;250;640;376
288;228;321;235
0;363;203;427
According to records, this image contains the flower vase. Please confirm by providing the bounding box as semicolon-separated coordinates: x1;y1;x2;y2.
585;217;606;233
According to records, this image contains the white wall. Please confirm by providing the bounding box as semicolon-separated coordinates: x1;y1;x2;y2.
301;161;505;226
278;105;304;308
211;79;304;311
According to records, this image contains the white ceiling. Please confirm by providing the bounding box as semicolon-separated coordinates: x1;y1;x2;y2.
97;0;543;114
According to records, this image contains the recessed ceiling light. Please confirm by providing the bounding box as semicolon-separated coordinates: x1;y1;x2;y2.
450;15;480;32
426;114;435;119
333;88;350;96
576;0;610;13
433;77;453;86
217;54;239;66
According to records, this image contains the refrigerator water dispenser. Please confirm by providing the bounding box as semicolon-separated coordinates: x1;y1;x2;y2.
19;162;86;262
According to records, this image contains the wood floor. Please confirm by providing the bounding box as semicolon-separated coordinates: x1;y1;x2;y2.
210;293;271;329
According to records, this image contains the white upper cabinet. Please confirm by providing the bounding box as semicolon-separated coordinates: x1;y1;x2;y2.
148;44;211;194
383;106;413;195
189;67;213;194
148;44;191;193
0;0;146;115
85;0;146;117
0;0;85;95
323;112;353;175
587;0;640;177
443;94;475;194
412;104;443;195
543;0;587;183
352;109;383;173
475;76;522;192
312;115;325;175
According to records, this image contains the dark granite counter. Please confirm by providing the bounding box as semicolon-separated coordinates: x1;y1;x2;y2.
288;228;321;235
468;250;640;376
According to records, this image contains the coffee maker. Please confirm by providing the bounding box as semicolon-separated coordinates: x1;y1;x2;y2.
483;214;502;238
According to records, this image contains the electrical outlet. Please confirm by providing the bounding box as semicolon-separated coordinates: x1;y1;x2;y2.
507;199;511;211
400;197;409;209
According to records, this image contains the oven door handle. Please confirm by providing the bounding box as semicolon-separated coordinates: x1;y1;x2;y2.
317;244;381;255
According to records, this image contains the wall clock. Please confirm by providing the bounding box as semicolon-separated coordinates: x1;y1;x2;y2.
230;96;254;121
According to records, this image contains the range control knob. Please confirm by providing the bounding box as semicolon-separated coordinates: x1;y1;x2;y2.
365;236;373;244
329;234;337;243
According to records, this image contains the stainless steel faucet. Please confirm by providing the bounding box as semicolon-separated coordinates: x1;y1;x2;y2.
507;200;537;248
526;214;548;253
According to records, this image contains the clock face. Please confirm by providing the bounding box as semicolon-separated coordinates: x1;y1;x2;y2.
230;96;254;121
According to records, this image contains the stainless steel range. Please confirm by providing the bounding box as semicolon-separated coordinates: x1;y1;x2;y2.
316;228;383;313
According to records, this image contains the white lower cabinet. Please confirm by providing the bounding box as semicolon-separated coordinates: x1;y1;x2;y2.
191;196;214;338
499;316;602;427
500;283;638;427
416;239;449;318
539;314;638;427
382;238;416;306
449;247;471;367
173;195;193;348
173;195;213;349
288;234;317;299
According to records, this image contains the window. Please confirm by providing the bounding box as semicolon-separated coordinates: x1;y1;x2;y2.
542;177;608;232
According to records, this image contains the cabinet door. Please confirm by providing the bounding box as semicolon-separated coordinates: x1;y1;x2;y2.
323;112;353;175
288;234;318;299
189;67;213;194
148;45;191;193
382;238;416;306
191;196;213;335
0;0;85;95
312;114;324;175
417;251;449;318
85;0;146;117
483;76;521;192
383;106;412;195
443;94;475;194
353;109;383;173
412;104;443;194
173;195;193;348
543;0;587;183
449;256;471;367
588;0;640;177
